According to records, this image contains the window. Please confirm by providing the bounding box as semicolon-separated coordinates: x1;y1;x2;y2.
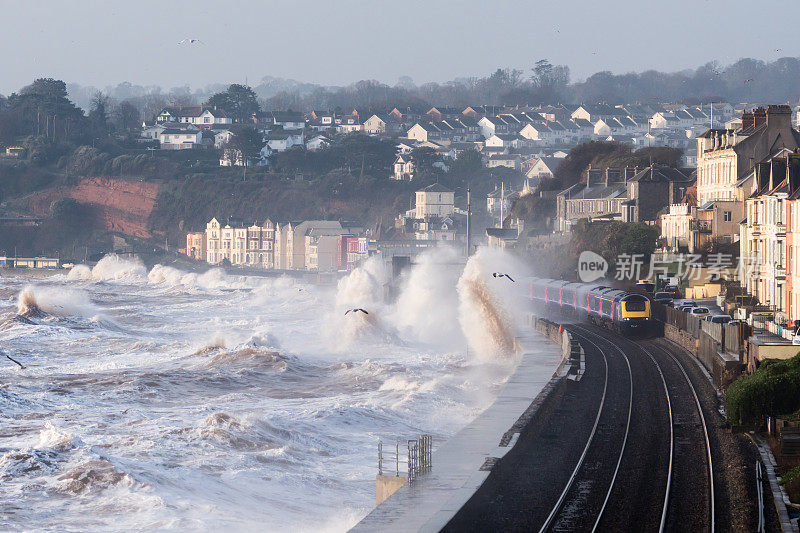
723;211;732;222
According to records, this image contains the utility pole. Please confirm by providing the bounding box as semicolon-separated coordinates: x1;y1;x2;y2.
466;187;471;257
500;182;505;227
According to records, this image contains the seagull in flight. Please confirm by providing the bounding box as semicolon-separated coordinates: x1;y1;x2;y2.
345;308;369;315
2;350;25;369
492;273;515;282
178;38;204;45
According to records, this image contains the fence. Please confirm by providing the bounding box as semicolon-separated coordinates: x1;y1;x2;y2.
686;315;702;338
378;434;432;483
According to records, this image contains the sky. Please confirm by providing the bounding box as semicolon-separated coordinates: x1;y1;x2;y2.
1;0;798;95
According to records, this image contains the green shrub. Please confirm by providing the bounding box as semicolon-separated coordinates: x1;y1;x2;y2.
726;353;800;427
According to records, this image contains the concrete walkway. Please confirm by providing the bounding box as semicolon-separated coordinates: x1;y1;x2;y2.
350;333;563;532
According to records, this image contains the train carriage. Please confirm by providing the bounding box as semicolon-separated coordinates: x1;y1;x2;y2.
527;277;651;336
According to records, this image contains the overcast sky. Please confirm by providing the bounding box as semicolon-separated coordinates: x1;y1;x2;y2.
1;0;797;94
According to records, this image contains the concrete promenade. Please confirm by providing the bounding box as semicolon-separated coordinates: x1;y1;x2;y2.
350;332;563;532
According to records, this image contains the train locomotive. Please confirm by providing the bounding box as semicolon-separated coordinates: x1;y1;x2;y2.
528;278;651;335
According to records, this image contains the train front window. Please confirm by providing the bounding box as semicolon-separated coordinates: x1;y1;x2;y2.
624;297;647;312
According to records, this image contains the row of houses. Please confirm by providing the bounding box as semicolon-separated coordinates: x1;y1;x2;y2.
550;104;800;325
183;183;465;271
186;218;369;272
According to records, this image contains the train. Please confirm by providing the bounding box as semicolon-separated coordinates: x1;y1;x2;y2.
528;277;652;335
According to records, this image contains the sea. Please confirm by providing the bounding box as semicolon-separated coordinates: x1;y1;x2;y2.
0;246;531;532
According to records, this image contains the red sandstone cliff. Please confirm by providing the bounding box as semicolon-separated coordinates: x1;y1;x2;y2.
24;177;160;239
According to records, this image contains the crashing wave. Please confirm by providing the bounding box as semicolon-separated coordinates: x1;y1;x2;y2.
68;255;147;282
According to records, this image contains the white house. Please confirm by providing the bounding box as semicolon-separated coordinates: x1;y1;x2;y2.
264;130;304;152
393;154;414;180
415;183;455;218
593;118;625;137
478;116;515;139
487;154;520;169
649;111;682;130
270;111;305;130
484;133;518;151
306;135;330;151
524;156;562;191
160;128;202;149
519;122;554;144
213;129;234;149
570;104;626;123
336;115;362;133
140;123;166;140
157;106;232;129
406;122;454;143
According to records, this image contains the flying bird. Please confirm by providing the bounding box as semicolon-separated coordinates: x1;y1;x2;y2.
492;273;515;282
178;38;204;45
744;78;753;83
2;350;25;369
345;308;369;315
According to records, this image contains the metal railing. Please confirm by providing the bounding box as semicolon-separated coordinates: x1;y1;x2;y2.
378;434;432;483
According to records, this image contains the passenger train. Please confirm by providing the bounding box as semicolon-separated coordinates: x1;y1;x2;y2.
528;278;651;335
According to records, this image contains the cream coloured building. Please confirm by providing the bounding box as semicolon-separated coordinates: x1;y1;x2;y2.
661;204;692;250
696;130;740;205
415;183;454;219
204;217;275;268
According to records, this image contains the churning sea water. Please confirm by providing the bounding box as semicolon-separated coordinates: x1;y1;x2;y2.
0;248;530;532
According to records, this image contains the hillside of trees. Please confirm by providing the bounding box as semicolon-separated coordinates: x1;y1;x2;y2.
43;56;800;118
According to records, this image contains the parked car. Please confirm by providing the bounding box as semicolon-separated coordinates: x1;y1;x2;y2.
690;307;710;317
664;284;681;298
653;292;673;304
636;281;655;294
677;302;697;311
707;314;731;324
728;319;746;326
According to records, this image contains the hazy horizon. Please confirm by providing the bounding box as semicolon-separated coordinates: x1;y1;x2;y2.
1;0;797;96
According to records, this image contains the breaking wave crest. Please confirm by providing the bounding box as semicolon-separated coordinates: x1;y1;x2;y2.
68;255;147;282
194;412;293;453
457;247;528;360
205;347;287;369
17;286;98;318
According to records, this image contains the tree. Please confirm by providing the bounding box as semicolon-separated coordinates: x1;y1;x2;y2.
50;198;90;227
448;149;483;177
113;100;140;132
206;84;260;122
223;126;264;166
7;78;85;141
88;92;110;138
726;352;800;428
554;141;625;188
410;147;441;179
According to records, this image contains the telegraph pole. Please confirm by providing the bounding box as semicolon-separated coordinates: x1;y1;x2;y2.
466;187;471;257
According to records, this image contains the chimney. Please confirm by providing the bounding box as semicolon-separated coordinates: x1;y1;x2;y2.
753;107;767;128
741;111;755;130
767;104;792;130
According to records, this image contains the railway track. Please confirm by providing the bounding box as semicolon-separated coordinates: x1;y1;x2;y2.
537;327;633;532
643;340;715;532
446;315;769;531
571;324;715;532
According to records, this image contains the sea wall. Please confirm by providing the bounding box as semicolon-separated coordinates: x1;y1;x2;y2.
350;318;569;532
